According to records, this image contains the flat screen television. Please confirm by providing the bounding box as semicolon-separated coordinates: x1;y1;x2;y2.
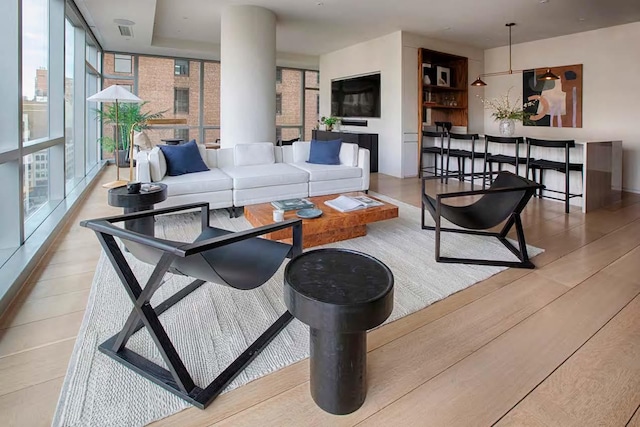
331;73;381;118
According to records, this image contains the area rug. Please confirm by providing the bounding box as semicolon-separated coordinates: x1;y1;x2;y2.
53;195;542;426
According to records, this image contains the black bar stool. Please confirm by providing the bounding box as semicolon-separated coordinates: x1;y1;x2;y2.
483;135;527;188
448;133;487;184
420;130;449;181
525;137;583;213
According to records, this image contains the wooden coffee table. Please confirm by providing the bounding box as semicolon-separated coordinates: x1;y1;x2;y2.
244;192;398;248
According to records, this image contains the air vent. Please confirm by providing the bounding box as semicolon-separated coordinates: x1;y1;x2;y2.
118;25;133;37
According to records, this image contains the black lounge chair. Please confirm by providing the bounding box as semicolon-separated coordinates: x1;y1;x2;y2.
421;171;543;269
80;202;303;409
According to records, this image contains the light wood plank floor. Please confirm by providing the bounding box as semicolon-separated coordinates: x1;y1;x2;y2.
1;166;639;426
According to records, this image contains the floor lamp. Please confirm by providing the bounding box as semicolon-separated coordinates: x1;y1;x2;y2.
87;85;142;188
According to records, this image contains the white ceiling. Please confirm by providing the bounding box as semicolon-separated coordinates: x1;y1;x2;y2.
77;0;640;60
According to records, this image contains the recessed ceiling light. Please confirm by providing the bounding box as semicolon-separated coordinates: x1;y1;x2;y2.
316;2;324;6
578;17;586;21
443;26;452;31
114;19;135;26
182;16;188;20
539;0;549;3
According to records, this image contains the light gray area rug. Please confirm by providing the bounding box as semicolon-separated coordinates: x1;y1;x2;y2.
53;195;542;426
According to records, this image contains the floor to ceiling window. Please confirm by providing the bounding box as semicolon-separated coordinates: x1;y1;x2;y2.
102;53;318;149
0;0;103;306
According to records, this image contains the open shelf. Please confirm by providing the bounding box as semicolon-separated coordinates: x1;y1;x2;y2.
422;84;466;92
423;103;467;109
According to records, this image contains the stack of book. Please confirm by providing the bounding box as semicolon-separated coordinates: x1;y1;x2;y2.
324;195;383;213
271;198;315;211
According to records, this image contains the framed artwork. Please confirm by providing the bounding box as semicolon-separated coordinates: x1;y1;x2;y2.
523;64;583;128
436;66;450;87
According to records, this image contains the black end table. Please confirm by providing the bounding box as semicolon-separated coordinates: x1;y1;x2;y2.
284;248;394;415
107;183;168;236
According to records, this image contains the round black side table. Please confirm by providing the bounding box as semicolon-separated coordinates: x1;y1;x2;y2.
107;183;168;236
284;248;394;415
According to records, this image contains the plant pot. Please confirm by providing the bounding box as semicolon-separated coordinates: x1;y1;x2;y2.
499;119;515;137
326;125;333;132
115;149;130;168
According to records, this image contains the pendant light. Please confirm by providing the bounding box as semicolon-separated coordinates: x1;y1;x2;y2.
470;23;559;86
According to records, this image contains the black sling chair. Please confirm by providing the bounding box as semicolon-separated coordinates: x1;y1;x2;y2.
80;202;303;409
421;171;543;269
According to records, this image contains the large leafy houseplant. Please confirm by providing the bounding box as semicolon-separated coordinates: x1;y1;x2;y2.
95;102;166;153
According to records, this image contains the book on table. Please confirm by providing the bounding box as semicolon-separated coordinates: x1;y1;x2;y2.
271;198;315;211
324;195;384;213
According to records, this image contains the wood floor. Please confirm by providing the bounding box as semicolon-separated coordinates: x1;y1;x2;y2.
1;166;639;426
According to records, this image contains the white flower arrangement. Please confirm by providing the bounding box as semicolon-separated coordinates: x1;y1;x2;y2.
482;87;535;122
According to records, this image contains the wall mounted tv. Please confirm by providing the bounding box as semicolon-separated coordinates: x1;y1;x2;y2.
331;73;381;118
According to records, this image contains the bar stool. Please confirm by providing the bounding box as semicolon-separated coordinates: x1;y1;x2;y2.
483;135;527;188
448;133;487;184
525;137;583;213
420;130;449;181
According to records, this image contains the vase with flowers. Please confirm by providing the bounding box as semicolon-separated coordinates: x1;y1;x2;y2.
482;87;534;137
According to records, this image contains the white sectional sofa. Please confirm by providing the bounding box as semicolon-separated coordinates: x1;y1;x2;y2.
135;141;370;213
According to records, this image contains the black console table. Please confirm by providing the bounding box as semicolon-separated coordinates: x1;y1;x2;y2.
312;130;378;173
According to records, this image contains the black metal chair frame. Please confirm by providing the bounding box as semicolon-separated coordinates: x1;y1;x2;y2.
447;133;487;184
421;171;544;269
80;202;303;409
525;137;583;214
483;135;527;188
420;130;449;181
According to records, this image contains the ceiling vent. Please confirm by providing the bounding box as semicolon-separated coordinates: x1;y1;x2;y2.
118;25;133;37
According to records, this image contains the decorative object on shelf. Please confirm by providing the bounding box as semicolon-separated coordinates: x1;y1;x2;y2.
320;116;341;132
482;87;534;136
523;64;583;128
470;23;559;87
436;66;451;87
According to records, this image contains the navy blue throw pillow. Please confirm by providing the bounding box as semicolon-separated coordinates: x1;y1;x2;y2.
159;140;209;176
307;139;342;165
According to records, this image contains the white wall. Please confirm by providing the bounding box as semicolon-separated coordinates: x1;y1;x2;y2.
483;22;640;193
319;31;484;178
319;31;404;177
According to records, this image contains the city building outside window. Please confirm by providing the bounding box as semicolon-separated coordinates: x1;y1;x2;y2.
276;68;282;83
174;59;189;76
114;54;132;73
174;88;189;114
276;93;282;115
174;128;189;141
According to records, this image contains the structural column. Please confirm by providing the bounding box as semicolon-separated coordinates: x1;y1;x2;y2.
220;6;276;148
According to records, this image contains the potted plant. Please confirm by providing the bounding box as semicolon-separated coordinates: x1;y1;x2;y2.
95;102;166;166
482;87;534;137
320;116;341;132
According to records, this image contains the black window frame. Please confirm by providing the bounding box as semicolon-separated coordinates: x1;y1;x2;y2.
174;88;189;114
174;59;189;76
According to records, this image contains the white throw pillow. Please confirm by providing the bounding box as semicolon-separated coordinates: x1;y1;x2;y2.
234;143;275;166
133;131;152;150
148;147;167;182
339;143;359;167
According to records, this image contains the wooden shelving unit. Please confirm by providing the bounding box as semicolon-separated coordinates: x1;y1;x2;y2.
418;48;469;129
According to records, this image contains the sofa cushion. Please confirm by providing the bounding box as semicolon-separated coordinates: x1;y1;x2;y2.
162;169;232;197
339;143;359;167
234;143;275;166
222;163;309;190
149;147;167;182
159;140;210;176
308;139;342;165
289;162;362;182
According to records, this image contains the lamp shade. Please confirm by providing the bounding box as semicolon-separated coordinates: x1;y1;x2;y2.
471;76;487;87
538;68;560;81
87;84;142;103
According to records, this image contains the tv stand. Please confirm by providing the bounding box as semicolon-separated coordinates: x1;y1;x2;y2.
312;130;378;173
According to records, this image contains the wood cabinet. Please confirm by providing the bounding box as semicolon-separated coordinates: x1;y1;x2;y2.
418;49;468;129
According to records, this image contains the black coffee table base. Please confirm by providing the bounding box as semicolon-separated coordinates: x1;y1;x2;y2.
284;248;394;415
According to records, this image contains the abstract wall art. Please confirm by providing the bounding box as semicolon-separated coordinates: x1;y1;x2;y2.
523;64;583;128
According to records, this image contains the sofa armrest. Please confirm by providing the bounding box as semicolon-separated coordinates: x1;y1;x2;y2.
135;150;152;183
358;148;370;191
